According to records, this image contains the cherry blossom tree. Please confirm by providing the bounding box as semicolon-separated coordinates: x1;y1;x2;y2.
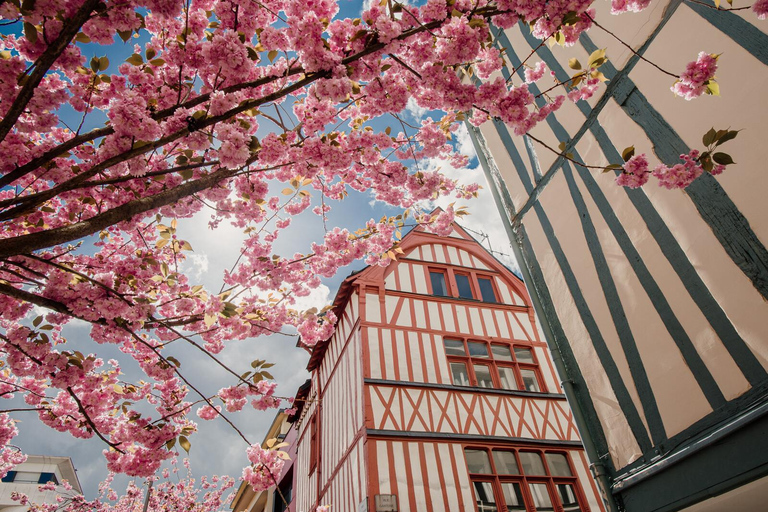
0;0;765;493
10;459;235;511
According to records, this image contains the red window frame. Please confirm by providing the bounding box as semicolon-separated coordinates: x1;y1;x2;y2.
426;265;501;304
464;446;590;512
444;338;546;393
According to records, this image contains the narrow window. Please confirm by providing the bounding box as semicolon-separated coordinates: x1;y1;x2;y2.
501;482;526;511
529;483;555;512
38;473;58;485
430;270;448;296
473;364;494;388
450;362;471;386
309;414;318;474
455;273;474;299
477;277;497;303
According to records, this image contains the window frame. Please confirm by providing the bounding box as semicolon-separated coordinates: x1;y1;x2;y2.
443;338;547;393
464;446;589;512
425;264;501;304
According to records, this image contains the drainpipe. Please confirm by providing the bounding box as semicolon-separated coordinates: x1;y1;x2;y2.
466;123;619;512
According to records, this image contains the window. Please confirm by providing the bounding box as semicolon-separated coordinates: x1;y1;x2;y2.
309;414;318;474
38;473;58;485
429;270;449;296
444;339;545;392
426;266;499;303
273;467;293;512
1;471;15;483
465;447;585;512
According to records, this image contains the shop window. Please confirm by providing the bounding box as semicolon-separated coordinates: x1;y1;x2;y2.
443;339;545;392
465;447;586;512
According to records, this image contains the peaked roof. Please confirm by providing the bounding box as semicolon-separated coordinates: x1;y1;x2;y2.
305;208;529;371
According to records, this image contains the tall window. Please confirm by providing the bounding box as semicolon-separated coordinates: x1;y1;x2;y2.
309;414;318;474
444;339;544;392
427;266;499;303
465;447;586;512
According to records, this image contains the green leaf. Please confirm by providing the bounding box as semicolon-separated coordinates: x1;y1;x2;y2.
706;80;720;96
90;57;100;73
712;152;734;165
568;58;581;70
268;50;278;62
587;48;606;68
166;356;181;368
621;146;635;162
98;56;109;71
117;30;132;43
558;141;568;152
146;48;157;60
74;32;91;44
605;163;624;170
261;370;274;380
23;22;37;44
126;54;144;66
715;129;739;146
714;0;720;7
702;127;717;147
178;435;191;453
32;315;42;327
166;437;176;450
149;58;165;66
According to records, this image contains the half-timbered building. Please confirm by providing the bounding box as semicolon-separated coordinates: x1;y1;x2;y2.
464;2;768;510
291;216;604;512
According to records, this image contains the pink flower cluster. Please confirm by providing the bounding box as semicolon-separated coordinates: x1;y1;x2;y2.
616;154;650;188
671;52;718;100
242;444;286;492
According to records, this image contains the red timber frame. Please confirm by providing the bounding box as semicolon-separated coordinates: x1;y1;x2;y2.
295;214;602;512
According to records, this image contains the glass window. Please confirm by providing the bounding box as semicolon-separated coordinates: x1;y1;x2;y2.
521;369;541;392
1;471;15;483
492;451;520;475
455;273;474;299
557;484;582;512
474;364;494;388
465;449;493;474
444;339;466;356
519;452;546;475
501;482;526;511
514;347;535;364
545;453;573;477
430;271;448;296
529;483;555;511
471;481;498;512
38;473;58;485
450;362;471;386
467;341;489;358
491;345;513;361
498;367;518;390
478;277;497;303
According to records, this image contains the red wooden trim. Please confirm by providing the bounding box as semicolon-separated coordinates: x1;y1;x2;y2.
402;441;419;510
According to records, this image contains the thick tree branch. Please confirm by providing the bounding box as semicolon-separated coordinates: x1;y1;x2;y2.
0;0;102;144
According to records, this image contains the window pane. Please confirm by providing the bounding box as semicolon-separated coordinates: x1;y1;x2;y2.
498;367;518;390
491;345;513;361
444;339;466;356
492;451;520;475
557;484;582;512
471;481;498;512
474;364;494;388
545;453;573;476
521;369;541;392
465;449;493;474
468;341;489;358
501;482;526;511
450;363;470;386
519;452;546;475
514;347;535;363
529;483;555;511
456;274;474;299
430;271;448;296
478;277;497;303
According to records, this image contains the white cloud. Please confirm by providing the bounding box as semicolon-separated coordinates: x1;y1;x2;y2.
405;97;428;120
292;283;332;312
